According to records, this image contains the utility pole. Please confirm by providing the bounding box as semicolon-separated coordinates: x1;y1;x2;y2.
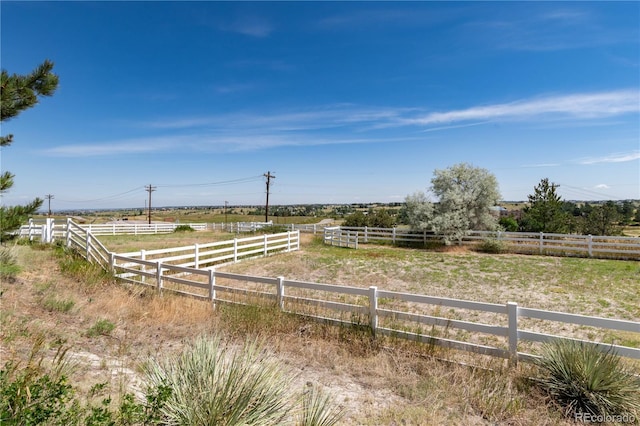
263;171;275;223
224;200;229;227
45;194;54;216
145;184;156;225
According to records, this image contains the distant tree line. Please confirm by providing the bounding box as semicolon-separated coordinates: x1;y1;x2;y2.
340;166;637;242
509;178;635;236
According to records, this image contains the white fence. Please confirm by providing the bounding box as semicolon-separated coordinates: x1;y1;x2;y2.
333;226;640;260
59;220;640;364
18;219;282;243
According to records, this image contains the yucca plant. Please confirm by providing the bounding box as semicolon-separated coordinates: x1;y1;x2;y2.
536;339;640;419
143;335;294;425
297;384;345;426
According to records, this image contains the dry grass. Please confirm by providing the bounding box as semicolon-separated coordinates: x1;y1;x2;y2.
2;237;637;424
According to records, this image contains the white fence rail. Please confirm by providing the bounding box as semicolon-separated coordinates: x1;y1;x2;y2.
334;226;640;260
56;220;640;364
108;259;640;363
116;231;299;271
18;219;283;242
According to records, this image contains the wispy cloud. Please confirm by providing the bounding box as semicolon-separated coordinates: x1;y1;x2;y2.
400;90;639;126
220;16;273;37
465;6;638;52
521;163;562;168
42;90;639;158
39;131;424;158
40;137;178;157
578;150;640;165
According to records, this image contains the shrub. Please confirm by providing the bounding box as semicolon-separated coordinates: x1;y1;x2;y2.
86;319;115;337
0;337;75;424
0;338;170;425
258;224;289;234
477;238;505;254
535;339;640;419
499;216;518;232
0;248;21;281
143;335;293;425
173;225;195;232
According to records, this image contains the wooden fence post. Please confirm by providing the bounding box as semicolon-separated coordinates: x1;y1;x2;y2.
507;302;518;366
277;276;285;310
369;286;378;335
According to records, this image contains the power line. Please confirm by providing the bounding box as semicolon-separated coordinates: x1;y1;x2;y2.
156;175;263;188
57;186;144;203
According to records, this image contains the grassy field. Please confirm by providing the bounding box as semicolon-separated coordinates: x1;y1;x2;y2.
2;233;638;425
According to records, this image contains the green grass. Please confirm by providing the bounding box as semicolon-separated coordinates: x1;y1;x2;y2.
86;319;115;337
41;297;75;313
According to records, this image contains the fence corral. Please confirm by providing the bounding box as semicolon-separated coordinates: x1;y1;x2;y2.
48;219;640;365
332;226;640;260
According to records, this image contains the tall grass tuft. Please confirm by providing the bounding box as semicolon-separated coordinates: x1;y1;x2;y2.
143;335;294;425
535;339;640;418
0;248;21;281
298;384;345;426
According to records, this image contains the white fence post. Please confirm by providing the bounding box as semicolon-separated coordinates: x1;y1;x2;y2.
233;238;238;263
194;243;200;269
264;234;268;256
85;231;91;261
364;226;368;243
277;276;285;310
140;250;146;285
156;261;163;295
209;269;216;302
287;231;291;252
369;286;378;335
392;227;396;244
66;218;72;247
507;302;519;365
539;232;544;255
109;253;115;274
588;235;593;257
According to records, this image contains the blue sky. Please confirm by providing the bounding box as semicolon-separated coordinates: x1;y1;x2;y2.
2;1;639;210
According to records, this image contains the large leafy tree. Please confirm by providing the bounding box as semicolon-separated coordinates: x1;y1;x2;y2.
405;163;501;244
520;178;569;233
1;60;59;242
